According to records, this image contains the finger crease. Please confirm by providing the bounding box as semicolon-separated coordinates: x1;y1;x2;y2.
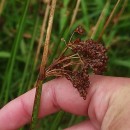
20;98;32;122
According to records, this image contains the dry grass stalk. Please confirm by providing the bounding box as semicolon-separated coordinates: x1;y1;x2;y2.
69;0;81;28
30;0;57;129
34;1;50;70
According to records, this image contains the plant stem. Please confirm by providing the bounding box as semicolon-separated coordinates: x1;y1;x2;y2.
91;0;110;40
98;0;121;40
69;0;81;28
30;78;43;130
113;0;128;24
48;0;77;65
34;2;50;73
27;2;50;90
30;0;57;129
0;0;6;15
50;111;65;130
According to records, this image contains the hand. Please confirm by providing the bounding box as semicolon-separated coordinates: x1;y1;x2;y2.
0;75;130;130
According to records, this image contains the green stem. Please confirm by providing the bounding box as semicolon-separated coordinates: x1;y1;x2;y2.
30;78;43;130
50;111;65;130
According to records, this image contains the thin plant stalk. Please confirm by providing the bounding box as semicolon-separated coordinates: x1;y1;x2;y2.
113;0;128;24
106;0;128;48
18;15;40;95
0;0;6;15
50;111;65;130
30;0;57;129
48;0;77;65
28;2;50;90
91;0;110;40
81;0;89;32
68;115;77;126
98;0;121;40
69;0;81;28
34;1;50;72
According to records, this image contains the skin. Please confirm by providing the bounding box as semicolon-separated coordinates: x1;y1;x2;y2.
0;75;130;130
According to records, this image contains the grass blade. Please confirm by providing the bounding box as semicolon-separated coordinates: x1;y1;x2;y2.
18;15;40;95
81;0;89;32
98;0;121;40
1;0;31;104
69;0;81;28
91;0;110;40
0;0;6;15
50;111;65;130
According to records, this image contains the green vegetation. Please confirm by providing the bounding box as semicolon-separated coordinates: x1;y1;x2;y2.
0;0;130;129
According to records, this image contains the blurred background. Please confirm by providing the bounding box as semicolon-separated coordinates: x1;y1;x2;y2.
0;0;130;129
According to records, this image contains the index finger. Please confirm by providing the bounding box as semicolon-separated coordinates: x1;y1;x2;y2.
0;77;92;130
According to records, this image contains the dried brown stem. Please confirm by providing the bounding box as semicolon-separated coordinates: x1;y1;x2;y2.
34;2;50;71
0;0;6;15
30;0;57;129
46;53;79;71
46;69;72;78
40;0;57;76
113;0;128;24
62;61;81;68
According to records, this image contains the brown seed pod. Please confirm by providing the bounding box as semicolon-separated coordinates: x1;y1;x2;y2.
74;25;85;35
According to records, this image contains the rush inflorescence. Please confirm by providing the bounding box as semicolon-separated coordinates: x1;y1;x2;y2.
46;25;108;100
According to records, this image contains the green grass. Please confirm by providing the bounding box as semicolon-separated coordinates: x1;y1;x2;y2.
0;0;130;129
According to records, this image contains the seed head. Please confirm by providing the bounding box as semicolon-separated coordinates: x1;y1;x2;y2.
46;25;108;100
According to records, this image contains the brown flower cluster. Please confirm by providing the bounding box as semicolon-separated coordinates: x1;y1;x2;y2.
68;39;108;74
46;25;108;100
